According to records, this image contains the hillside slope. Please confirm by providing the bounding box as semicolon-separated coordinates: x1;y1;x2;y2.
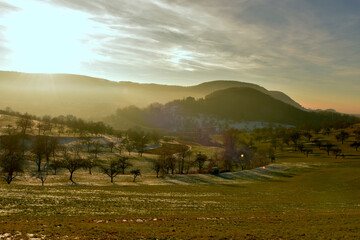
197;87;317;125
107;87;357;130
0;71;302;118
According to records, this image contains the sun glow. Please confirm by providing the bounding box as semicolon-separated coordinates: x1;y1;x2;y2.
0;0;107;74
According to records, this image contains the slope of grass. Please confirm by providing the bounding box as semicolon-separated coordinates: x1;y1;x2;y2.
1;143;360;239
1;120;360;239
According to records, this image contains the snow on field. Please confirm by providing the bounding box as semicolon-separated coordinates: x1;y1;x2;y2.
0;161;321;188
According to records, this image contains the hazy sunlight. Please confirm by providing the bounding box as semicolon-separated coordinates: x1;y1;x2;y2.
1;0;106;74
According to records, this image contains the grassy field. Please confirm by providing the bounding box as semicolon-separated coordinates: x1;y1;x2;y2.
1;115;360;239
1;149;360;239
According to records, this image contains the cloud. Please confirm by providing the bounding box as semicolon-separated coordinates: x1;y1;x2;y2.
42;1;358;78
0;2;19;15
1;0;359;112
0;1;20;64
40;0;262;72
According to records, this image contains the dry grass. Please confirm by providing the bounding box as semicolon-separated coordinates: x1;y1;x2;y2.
1;119;360;239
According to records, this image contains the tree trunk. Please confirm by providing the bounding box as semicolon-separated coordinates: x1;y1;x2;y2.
37;158;41;172
21;137;25;156
6;173;13;184
181;158;185;174
70;171;74;183
111;176;114;183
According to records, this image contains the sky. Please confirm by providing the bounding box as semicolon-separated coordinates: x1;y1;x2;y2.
0;0;359;114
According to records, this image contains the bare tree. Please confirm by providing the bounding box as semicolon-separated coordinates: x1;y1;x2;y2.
194;152;207;173
350;141;360;151
153;158;163;178
183;151;193;174
85;156;98;175
31;135;46;172
118;156;132;174
91;140;103;158
136;135;149;157
16;113;34;135
0;153;24;184
49;159;62;175
99;159;122;183
16;114;34;155
176;145;190;174
127;130;150;157
80;135;93;153
290;131;301;151
335;130;350;144
166;155;176;175
49;137;59;160
32;165;49;186
60;146;87;184
124;138;134;155
130;169;141;182
107;141;115;153
323;142;335;155
42;118;53;135
115;142;124;155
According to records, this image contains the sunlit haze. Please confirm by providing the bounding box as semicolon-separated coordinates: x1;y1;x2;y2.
0;0;359;114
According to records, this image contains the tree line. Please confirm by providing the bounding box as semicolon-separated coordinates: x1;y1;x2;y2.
1;108;114;136
2;111;359;185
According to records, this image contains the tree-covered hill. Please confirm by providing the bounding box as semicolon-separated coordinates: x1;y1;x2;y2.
106;87;358;131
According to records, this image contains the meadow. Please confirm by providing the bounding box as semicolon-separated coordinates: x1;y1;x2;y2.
1;114;360;239
1;147;360;239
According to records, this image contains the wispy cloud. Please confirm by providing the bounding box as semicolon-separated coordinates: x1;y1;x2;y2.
0;0;359;113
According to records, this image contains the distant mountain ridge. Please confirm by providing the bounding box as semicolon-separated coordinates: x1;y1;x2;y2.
0;71;302;118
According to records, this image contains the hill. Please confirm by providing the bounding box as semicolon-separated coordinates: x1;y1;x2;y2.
196;87;316;125
0;71;302;118
107;87;358;131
